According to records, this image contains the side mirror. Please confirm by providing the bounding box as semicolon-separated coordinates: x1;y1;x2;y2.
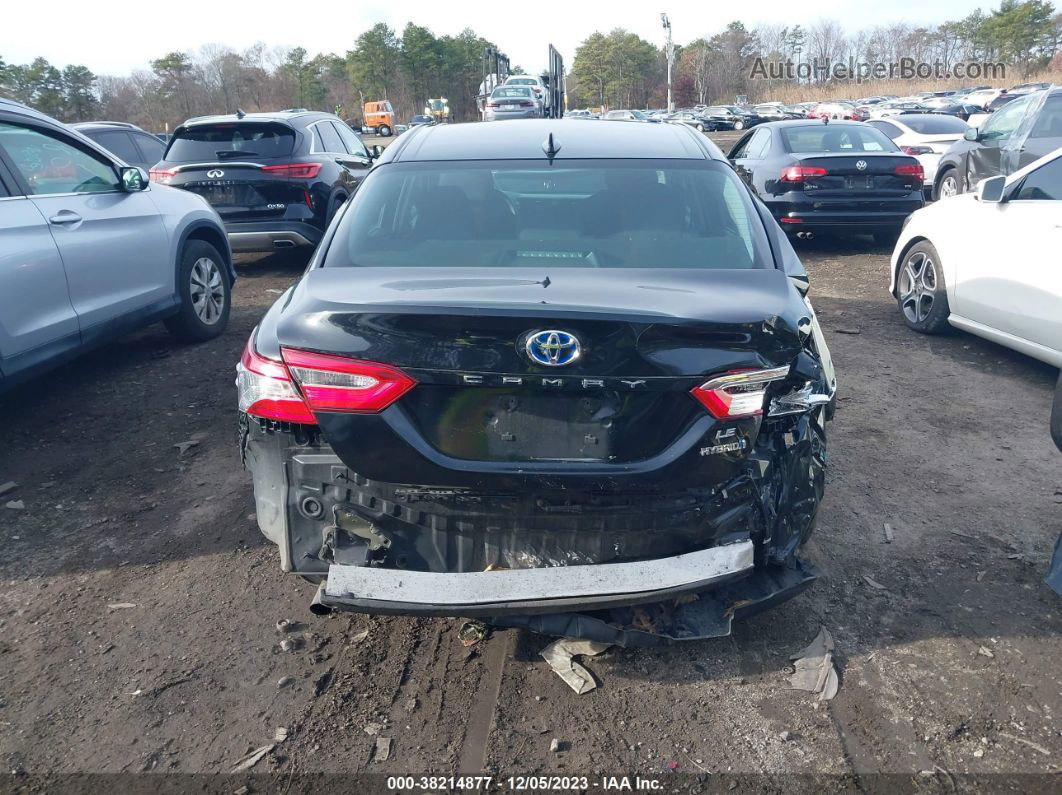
369;144;384;160
120;166;149;192
977;175;1006;203
963;128;981;142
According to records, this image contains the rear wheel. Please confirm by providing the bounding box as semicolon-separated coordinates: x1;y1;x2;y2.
377;124;392;137
896;241;950;334
936;168;961;200
695;123;704;132
733;120;745;130
164;240;231;343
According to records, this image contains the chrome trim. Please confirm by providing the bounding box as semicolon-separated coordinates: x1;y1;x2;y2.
322;540;755;612
698;365;791;392
167;162;266;172
228;230;315;252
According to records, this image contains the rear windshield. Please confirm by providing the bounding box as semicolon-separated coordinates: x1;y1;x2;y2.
506;78;538;86
323;160;771;270
782;125;897;153
492;87;533;99
164;122;295;162
899;115;969;134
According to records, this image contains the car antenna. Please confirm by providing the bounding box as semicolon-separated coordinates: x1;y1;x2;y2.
236;108;246;119
542;132;561;162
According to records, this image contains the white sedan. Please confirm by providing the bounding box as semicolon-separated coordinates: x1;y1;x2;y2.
889;148;1062;367
867;114;970;188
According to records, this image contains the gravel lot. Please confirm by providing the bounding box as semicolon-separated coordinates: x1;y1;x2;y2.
1;129;1059;791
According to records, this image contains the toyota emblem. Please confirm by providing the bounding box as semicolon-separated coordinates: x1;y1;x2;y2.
206;169;224;178
524;330;581;367
855;160;868;171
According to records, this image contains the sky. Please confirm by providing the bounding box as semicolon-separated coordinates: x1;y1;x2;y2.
3;0;988;76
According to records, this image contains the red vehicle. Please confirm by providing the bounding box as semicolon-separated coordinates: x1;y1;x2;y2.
809;102;868;122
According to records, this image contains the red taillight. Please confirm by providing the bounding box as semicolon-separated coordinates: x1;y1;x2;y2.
521;101;534;107
237;336;316;424
261;162;322;179
281;348;416;414
149;168;177;185
895;163;925;181
486;101;499;109
690;366;791;419
779;217;803;224
900;146;933;156
780;166;828;183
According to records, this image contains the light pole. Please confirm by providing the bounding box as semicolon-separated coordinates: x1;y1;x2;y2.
661;13;674;113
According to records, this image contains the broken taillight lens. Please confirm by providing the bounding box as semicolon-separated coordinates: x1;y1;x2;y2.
281;348;417;414
237;334;316;424
691;366;792;419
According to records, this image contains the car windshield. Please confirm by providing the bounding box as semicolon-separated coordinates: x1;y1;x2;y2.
323;160;771;270
782;125;897;153
506;78;537;86
165;122;295;161
899;115;969;134
492;87;532;99
629;110;649;119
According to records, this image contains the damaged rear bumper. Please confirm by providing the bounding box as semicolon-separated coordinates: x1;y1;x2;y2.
311;540;755;617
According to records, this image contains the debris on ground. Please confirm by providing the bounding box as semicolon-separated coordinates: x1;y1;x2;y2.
780;731;792;742
364;722;383;736
883;523;894;543
540;638;611;695
458;620;488;647
862;574;888;590
276;619;294;633
350;627;370;645
374;736;392;762
173;440;200;455
231;744;274;773
0;481;16;497
277;675;294;689
549;738;561;752
5;500;25;510
999;731;1051;757
273;727;288;742
949;530;978;540
977;646;994;659
833;328;861;335
788;627;839;702
107;603;137;610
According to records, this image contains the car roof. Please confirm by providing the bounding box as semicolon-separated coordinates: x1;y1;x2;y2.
381;118;723;162
176;110;336;128
70;121;148;132
0;96;63;126
757;119;869;129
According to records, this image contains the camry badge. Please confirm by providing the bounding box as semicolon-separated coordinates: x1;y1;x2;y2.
855;160;868;171
525;330;581;367
207;169;224;178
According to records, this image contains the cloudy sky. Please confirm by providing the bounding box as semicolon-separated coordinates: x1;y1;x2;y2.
5;0;985;75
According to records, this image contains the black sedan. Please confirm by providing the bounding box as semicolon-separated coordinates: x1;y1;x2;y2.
236;119;837;642
728;120;925;243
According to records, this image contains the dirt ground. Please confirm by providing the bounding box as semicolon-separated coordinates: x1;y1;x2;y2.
1;130;1060;792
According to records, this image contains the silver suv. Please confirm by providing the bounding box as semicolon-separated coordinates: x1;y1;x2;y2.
0;98;234;390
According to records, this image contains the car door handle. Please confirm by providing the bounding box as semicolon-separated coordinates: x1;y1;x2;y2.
48;211;82;225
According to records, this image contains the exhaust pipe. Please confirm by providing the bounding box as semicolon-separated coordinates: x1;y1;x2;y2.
310;582;333;616
796;231;815;240
273;239;296;249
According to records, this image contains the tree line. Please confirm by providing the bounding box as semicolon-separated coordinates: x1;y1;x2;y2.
0;2;1059;130
0;24;505;131
569;0;1062;108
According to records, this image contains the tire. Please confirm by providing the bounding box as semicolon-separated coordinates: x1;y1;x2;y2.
695;123;704;132
895;240;950;334
377;124;392;137
164;240;231;343
733;120;745;130
326;194;346;227
935;168;961;201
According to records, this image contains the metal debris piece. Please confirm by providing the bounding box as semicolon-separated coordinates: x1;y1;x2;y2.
977;646;994;659
862;575;888;590
277;675;294;689
374;736;392;762
883;523;894;543
107;603;137;610
540;638;611;695
833;328;861;335
788;627;839;702
174;440;200;455
231;744;274;772
276;619;293;633
273;727;288;742
458;620;488;647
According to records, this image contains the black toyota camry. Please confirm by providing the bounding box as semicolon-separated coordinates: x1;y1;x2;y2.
238;119;837;644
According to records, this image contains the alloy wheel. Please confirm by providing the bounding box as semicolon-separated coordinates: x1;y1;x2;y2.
190;257;225;325
939;174;958;198
898;251;938;324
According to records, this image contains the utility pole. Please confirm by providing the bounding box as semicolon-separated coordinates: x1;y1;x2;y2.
661;13;675;113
